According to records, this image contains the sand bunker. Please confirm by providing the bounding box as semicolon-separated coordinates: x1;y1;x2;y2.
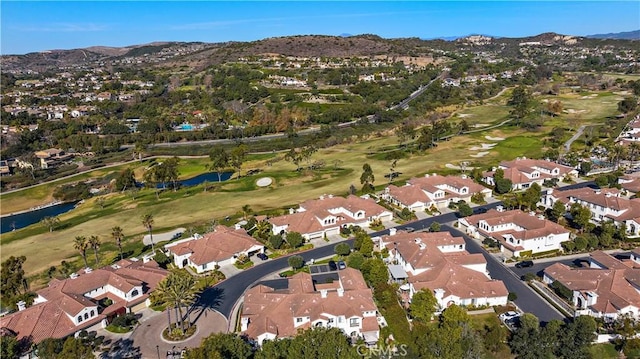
256;177;273;187
469;143;497;151
445;163;476;170
457;114;473;118
472;124;490;128
470;151;490;158
485;136;505;141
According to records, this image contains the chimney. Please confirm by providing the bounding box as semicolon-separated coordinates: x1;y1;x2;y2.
419;243;426;250
538;215;545;220
320;195;325;200
337;288;344;297
320;289;327;298
389;228;397;236
529;211;535;216
328;194;333;198
17;301;26;311
241;317;249;331
434;288;445;301
70;273;79;279
289;208;295;215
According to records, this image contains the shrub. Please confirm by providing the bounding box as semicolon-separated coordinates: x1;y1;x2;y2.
288;255;304;269
550;280;573;301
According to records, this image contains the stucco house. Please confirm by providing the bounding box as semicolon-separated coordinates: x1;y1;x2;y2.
0;259;167;345
165;225;265;273
543;250;640;320
383;174;492;211
241;268;381;346
459;209;571;257
541;187;640;237
268;194;393;240
482;158;577;191
378;229;508;308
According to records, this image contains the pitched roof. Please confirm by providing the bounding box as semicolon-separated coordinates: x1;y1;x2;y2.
0;259;167;344
544;257;640;315
381;231;507;300
242;268;379;340
166;226;263;265
464;209;569;242
268;195;390;235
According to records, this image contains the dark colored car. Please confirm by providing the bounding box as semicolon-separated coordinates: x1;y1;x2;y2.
515;260;534;268
328;260;338;271
257;253;268;261
474;207;488;214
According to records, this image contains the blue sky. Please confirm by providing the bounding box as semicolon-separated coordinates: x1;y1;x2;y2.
1;1;638;55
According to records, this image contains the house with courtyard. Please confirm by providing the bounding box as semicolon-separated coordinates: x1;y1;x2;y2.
541;187;640;237
382;174;492;212
165;225;265;273
378;229;508;308
0;259;167;345
268;194;393;240
482;158;577;191
241;268;381;346
458;209;571;257
543;250;640;320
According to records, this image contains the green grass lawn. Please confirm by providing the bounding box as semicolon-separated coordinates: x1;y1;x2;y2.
3;88;621;277
588;343;619;359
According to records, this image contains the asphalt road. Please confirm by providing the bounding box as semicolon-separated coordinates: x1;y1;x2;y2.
208;180;596;321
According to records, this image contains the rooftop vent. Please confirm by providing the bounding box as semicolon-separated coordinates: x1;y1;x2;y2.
70;273;79;279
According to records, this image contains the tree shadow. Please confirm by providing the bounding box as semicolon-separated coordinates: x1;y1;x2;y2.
100;338;141;359
188;286;225;324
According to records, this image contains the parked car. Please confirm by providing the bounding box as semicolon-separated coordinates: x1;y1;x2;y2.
499;311;519;322
404;227;416;233
257;253;268;261
328;260;337;271
515;260;534;268
337;261;346;270
473;207;488;214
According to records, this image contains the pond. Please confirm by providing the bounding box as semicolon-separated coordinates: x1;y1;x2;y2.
1;201;79;234
155;171;233;188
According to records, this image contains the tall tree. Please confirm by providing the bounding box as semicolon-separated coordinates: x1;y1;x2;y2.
209;146;230;182
241;204;252;220
570;203;592;233
115;168;136;192
88;235;101;266
185;333;252;359
111;226;125;261
410;289;438;322
284;147;303;171
73;236;89;268
1;256;28;306
153;270;199;333
508;85;534;127
550;201;567;223
360;163;375;193
141;213;155;253
230;144;249;178
40;216;60;232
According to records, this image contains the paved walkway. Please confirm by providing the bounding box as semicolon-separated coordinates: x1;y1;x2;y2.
129;307;227;359
143;228;186;246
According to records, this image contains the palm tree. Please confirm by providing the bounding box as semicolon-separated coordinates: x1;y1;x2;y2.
241;204;252;220
141;214;155;253
73;236;89;268
111;226;125;261
88;235;101;266
153;270;198;332
629;142;640;168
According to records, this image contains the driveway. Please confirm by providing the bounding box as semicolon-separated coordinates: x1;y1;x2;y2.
130;307;227;359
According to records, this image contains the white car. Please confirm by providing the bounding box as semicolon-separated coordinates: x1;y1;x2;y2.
499;311;519;322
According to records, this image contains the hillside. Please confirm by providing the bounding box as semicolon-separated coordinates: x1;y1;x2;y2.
2;32;638;73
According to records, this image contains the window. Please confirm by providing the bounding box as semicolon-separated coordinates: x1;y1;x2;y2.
350;318;359;327
84;313;88;320
296;318;303;323
90;310;95;317
131;289;139;297
78;316;82;323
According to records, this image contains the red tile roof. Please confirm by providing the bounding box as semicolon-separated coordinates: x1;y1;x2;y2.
167;226;263;265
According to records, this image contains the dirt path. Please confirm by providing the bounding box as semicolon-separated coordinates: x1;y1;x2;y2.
563;125;587;153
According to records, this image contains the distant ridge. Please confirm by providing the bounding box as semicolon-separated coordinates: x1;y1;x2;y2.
586;30;640;40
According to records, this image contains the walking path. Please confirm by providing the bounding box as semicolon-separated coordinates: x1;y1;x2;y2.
563;125;587;154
